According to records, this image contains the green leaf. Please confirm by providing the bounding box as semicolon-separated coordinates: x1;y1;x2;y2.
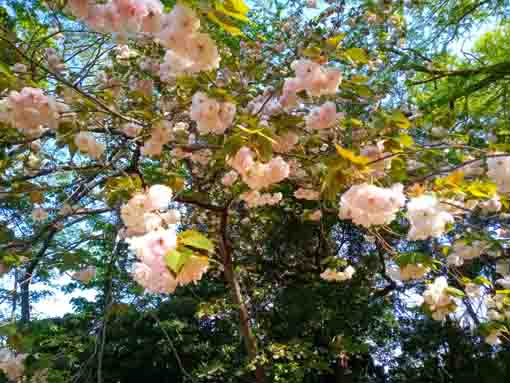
207;11;243;36
390;111;411;129
465;181;497;198
445;287;465;298
165;248;192;274
325;33;346;48
178;230;215;252
335;145;369;165
344;48;369;64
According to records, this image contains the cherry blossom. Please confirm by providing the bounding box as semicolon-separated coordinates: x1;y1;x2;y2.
488;155;510;193
305;102;342;130
72;266;97;283
338;183;405;227
190;92;236;135
422;276;455;321
321;266;355;282
407;195;454;240
294;188;320;200
32;207;48;221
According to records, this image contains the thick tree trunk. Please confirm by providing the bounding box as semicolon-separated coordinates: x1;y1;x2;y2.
219;210;265;383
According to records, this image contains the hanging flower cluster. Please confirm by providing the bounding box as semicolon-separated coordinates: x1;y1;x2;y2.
272;131;299;153
407;195;454;240
74;131;106;160
141;121;172;157
488;156;510;193
67;0;164;35
228;147;290;191
447;240;488;267
305;102;342;130
0;349;27;382
282;59;342;101
121;185;209;293
72;266;97;283
422;276;457;321
190;92;236;135
158;4;220;78
338;183;406;227
0;87;66;136
240;190;282;208
321;266;356;282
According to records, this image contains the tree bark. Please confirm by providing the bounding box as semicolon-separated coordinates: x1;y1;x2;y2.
219;209;265;383
19;272;30;324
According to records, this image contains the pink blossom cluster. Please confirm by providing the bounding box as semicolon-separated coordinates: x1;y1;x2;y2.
422;276;456;321
122;122;143;137
321;266;355;282
45;48;66;72
388;263;430;281
406;195;454;240
74;131;106;160
272;131;299;153
129;77;153;99
129;228;179;293
0;349;27;381
72;266;97;283
305;102;343;130
67;0;164;35
120;184;174;236
221;170;239;186
281;59;342;107
228;147;290;190
32;207;48;222
338;183;406;227
158;5;220;79
0;87;66;136
190;92;236;135
294;188;320;200
240;190;282;208
141;121;172;156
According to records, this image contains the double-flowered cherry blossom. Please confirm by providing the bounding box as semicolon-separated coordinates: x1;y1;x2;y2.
282;59;342;100
407;195;454;240
141;120;172;156
272;131;299;153
72;266;97;283
488;155;510;193
0;87;66;136
128;228;179;294
0;349;27;382
305;102;342;130
240;190;282;208
74;131;106;160
447;240;487;267
228;147;290;191
338;183;405;227
120;184;173;236
190;92;236;135
294;188;320;200
158;5;220;78
321;266;355;282
422;276;455;321
68;0;164;35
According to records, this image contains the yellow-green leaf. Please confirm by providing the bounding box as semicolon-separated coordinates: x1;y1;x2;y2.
207;11;243;36
325;33;346;48
390;111;411;129
345;48;369;64
178;230;215;252
215;2;249;22
165;248;192;274
465;181;497;198
335;145;369;165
